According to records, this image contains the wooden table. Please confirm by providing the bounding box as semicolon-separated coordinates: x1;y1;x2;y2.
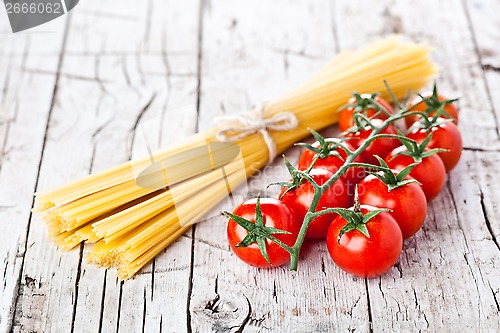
1;0;499;332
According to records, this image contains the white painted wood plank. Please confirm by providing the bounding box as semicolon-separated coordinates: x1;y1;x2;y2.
335;0;500;331
190;1;372;331
464;0;500;69
464;0;500;146
0;16;68;333
12;1;200;332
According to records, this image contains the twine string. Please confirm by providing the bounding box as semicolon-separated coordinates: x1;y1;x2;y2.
214;107;299;163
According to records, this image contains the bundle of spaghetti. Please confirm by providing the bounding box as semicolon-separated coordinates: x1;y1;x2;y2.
34;37;437;279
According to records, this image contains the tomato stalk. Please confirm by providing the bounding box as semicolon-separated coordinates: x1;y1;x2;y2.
225;83;456;271
286;92;432;271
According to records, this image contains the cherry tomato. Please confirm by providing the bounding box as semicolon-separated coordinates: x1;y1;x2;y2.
344;119;400;165
407;119;462;172
405;93;459;129
297;141;366;190
280;168;350;239
326;205;402;278
385;146;446;202
357;172;427;239
227;198;299;268
339;95;393;132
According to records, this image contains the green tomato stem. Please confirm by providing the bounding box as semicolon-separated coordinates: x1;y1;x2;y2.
287;102;405;271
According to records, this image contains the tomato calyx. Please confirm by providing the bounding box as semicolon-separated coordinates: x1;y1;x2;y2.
415;83;458;121
340;93;392;133
407;114;455;133
223;197;292;265
295;129;351;159
367;156;420;191
389;131;448;164
270;156;319;199
335;188;390;243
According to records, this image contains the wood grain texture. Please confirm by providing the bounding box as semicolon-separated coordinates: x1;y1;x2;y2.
0;0;499;332
6;0;201;332
0;16;68;333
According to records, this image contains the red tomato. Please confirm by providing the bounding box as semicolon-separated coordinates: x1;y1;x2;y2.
339;95;393;132
280;168;350;239
385;146;446;202
344;119;400;165
326;205;403;278
407;119;462;172
357;172;427;239
297;141;366;190
226;198;299;268
405;93;459;129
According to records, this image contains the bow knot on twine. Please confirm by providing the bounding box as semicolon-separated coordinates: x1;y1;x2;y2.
214;107;299;163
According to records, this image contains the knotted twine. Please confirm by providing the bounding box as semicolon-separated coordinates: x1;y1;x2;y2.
214;107;299;163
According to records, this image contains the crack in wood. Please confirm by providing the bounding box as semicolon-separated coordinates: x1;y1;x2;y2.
121;55;132;86
463;253;482;323
157;26;172;147
78;9;141;22
479;189;500;251
1;59;12;105
0;103;18;174
272;280;277;303
461;0;500;139
194;0;206;133
21;68;113;83
364;279;373;333
128;92;156;159
233;295;251;333
116;280;124;333
320;256;327;276
141;287;147;333
482;64;500;72
151;257;155;302
194;237;231;252
94;55;109;95
463;147;500;153
9;15;72;333
488;281;500;312
186;226;196;333
20;35;31;74
69;243;84;333
97;270;107;333
143;0;153;50
382;6;404;34
136;53;146;86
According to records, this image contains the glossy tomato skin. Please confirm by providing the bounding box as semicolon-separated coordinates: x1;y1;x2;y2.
339;95;393;132
405;93;459;129
357;173;427;239
280;168;351;239
344;119;400;165
297;141;366;190
326;205;403;278
227;198;300;268
407;120;462;172
385;146;446;202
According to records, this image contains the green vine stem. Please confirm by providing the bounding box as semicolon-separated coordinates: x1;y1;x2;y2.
225;84;453;271
287;94;430;271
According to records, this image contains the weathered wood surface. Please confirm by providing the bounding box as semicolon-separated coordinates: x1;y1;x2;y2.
0;0;499;332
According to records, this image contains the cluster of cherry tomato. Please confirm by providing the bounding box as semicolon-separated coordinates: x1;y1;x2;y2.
225;85;462;278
